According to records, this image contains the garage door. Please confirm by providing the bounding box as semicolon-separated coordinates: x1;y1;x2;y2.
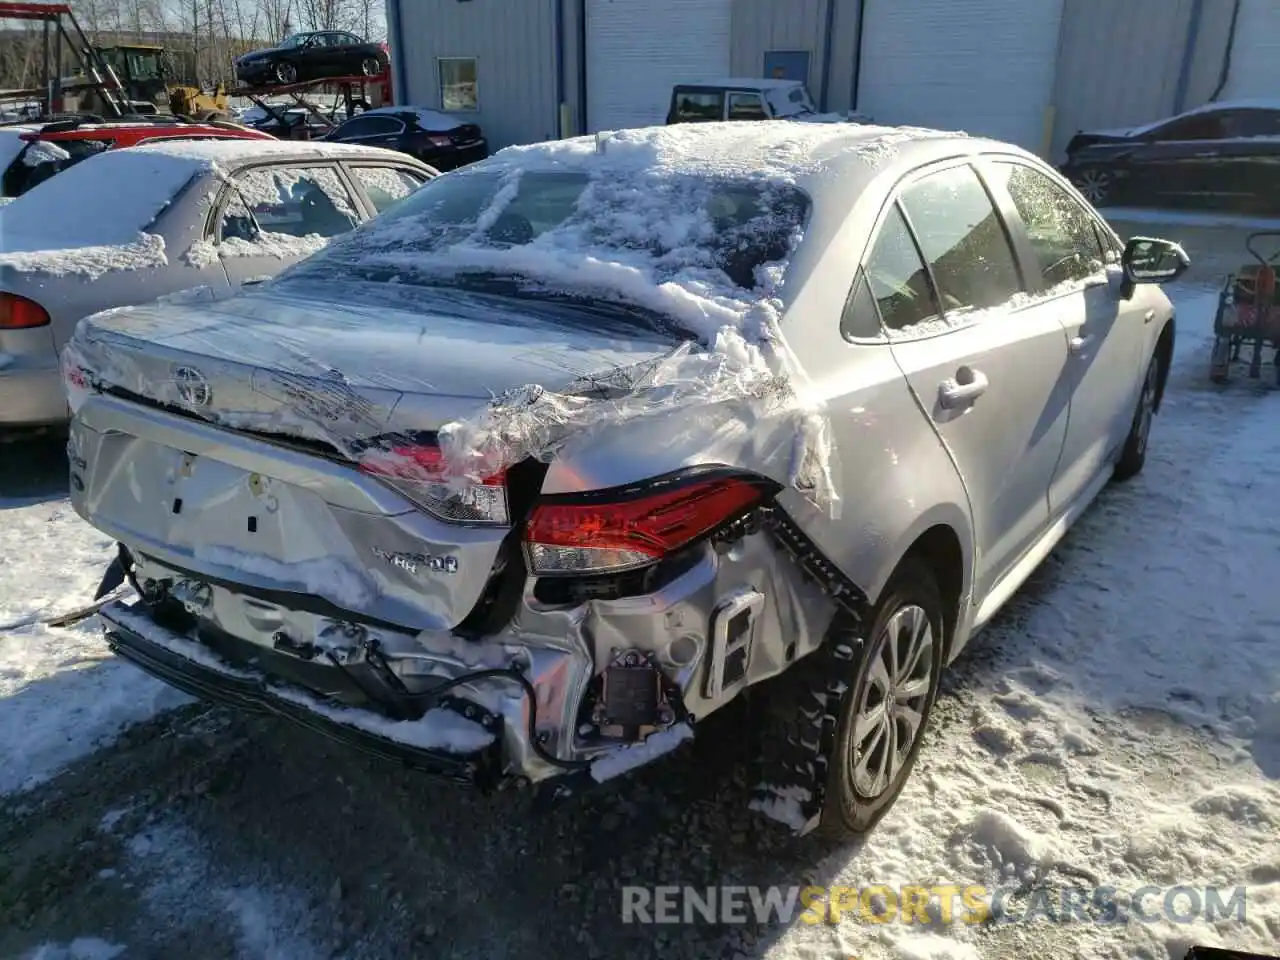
1223;0;1280;99
857;0;1066;151
586;0;731;132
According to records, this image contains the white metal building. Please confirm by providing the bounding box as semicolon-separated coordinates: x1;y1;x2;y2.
385;0;1277;157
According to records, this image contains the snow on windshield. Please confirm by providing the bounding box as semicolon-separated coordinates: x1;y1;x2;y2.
0;149;199;248
765;86;815;118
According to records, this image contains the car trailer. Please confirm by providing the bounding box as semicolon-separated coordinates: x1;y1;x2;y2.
231;75;383;140
0;2;132;119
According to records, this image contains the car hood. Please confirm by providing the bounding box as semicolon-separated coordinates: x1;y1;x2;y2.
68;283;681;443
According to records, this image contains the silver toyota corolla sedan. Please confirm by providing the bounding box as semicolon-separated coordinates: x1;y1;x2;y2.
0;138;433;434
64;122;1187;838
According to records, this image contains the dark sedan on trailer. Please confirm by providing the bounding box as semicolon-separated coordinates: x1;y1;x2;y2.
234;31;389;88
322;107;489;171
1059;99;1280;215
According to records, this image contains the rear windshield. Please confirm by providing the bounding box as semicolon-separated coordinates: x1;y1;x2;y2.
276;167;811;332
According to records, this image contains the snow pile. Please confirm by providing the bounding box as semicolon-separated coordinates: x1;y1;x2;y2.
0;231;168;280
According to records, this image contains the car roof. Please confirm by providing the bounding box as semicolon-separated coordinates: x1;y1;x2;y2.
124;137;429;168
496;121;1004;198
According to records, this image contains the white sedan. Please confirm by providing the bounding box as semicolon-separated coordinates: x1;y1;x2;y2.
0;138;434;433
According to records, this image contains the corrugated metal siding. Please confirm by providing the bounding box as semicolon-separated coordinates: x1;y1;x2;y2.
394;0;560;150
1052;0;1195;159
1222;0;1280;98
586;0;731;131
857;0;1066;151
731;0;826;92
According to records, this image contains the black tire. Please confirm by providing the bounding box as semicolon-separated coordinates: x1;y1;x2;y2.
274;61;297;85
753;557;945;841
1114;349;1162;481
360;57;382;78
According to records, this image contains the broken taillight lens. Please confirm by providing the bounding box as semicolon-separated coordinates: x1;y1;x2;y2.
359;443;509;525
0;292;51;329
524;469;779;576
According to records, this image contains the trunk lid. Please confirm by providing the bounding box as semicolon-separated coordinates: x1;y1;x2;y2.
71;280;681;632
75;280;679;447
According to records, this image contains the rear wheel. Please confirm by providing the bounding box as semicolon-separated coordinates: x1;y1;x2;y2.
819;558;944;836
1073;167;1113;206
753;557;945;840
360;57;382;77
274;61;297;85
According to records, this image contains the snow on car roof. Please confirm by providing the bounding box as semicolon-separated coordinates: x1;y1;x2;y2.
696;78;806;90
359;105;462;131
0;147;203;251
0;125;38;177
126;137;400;164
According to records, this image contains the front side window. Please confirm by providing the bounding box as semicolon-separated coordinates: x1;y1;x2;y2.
990;161;1104;287
221;164;359;241
1224;109;1280;138
350;166;425;214
727;93;767;120
899;164;1024;316
1152;112;1226;141
861;204;940;332
439;58;478;111
672;90;723;122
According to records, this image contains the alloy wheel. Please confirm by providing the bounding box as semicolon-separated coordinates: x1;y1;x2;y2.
1075;169;1111;204
275;62;297;84
361;57;381;77
850;604;935;799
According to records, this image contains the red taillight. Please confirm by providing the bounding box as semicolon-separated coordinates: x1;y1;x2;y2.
359;443;508;524
0;292;51;329
524;470;778;576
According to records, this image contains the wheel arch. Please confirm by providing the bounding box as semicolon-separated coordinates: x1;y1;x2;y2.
864;504;973;666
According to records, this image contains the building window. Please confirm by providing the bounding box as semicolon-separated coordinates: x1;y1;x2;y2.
439;57;479;111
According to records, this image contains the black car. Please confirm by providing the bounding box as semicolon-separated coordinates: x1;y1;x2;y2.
234;31;389;88
321;107;488;171
1059;99;1280;214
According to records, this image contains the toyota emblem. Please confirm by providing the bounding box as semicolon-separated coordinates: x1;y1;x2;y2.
174;366;212;407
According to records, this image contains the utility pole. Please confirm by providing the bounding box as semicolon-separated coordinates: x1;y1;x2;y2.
192;0;199;85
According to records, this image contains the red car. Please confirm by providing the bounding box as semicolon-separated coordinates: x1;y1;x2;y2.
0;116;274;198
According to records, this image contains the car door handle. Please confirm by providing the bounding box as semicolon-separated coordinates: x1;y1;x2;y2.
1069;334;1093;354
938;367;989;409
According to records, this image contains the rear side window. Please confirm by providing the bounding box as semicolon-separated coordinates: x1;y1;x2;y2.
990;161;1104;287
672;90;723;122
222;164;359;240
350;165;425;214
1224;109;1280;138
861;204;941;332
899;164;1024;316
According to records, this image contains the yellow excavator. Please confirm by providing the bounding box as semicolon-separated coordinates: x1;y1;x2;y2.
73;44;231;120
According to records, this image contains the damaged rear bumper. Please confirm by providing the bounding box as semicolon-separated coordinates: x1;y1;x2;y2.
100;599;509;787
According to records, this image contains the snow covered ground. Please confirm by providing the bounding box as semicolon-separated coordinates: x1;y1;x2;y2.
1;246;1277;959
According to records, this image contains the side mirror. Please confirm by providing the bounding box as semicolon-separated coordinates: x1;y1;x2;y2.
1122;236;1190;289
